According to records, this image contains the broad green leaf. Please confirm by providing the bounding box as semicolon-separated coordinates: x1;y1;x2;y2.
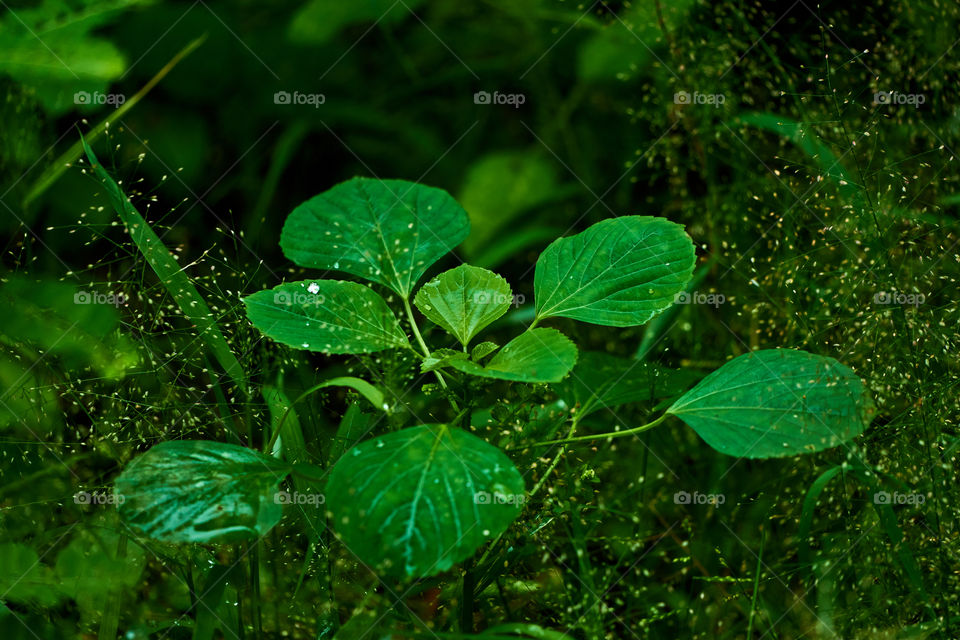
326;424;525;577
115;441;292;543
54;528;146;618
459;150;564;253
280;178;470;298
0;275;138;381
414;265;512;347
534;216;696;327
445;328;577;383
667;349;874;458
555;352;702;417
0;0;149;114
83;139;246;393
243;280;409;354
287;0;426;44
0;543;60;607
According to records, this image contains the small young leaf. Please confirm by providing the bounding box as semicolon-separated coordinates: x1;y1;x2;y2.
534;216;696;326
414;265;512;347
445;328;577;383
471;341;500;362
326;424;525;577
115;441;292;543
555;351;702;417
421;348;468;373
280;178;470;298
667;349;874;458
243;280;409;354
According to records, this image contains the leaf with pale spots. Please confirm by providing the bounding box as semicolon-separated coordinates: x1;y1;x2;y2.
443;328;577;383
280;178;471;298
243;280;409;354
326;424;525;577
534;216;696;326
667;349;874;458
414;265;512;347
115;441;292;543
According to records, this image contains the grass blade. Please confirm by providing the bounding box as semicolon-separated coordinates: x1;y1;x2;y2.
82;137;248;396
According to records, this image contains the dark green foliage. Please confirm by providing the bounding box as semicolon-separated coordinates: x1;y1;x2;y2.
1;0;957;638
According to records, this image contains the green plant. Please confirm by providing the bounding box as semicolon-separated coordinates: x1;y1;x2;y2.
111;174;874;580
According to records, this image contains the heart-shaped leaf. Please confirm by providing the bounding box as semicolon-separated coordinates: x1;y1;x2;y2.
414;265;512;347
445;328;577;383
555;351;702;417
667;349;874;458
534;216;696;326
326;424;525;577
280;178;471;298
243;280;409;354
115;441;292;543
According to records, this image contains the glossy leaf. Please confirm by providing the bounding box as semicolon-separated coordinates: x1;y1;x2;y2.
445;328;577;383
243;280;409;354
534;216;696;326
471;341;500;362
556;352;702;417
667;349;874;458
115;441;292;543
414;265;512;347
280;178;470;298
326;424;525;577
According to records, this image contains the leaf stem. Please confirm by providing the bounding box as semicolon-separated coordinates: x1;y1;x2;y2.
526;413;669;447
402;296;460;411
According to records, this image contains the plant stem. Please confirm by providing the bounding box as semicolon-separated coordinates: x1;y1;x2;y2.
525;413;669;448
402;296;460;412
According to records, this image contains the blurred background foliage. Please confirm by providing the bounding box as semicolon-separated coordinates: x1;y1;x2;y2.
1;0;959;638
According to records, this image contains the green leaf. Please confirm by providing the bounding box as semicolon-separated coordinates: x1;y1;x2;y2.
0;0;148;114
243;280;409;354
534;216;696;326
0;275;138;380
422;348;469;373
414;265;513;347
83;139;247;393
555;352;702;417
54;529;146;617
667;349;874;458
115;441;292;543
0;543;60;607
326;424;525;577
576;1;697;82
471;341;500;362
280;178;470;298
445;328;577;383
287;0;426;44
459;150;564;253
